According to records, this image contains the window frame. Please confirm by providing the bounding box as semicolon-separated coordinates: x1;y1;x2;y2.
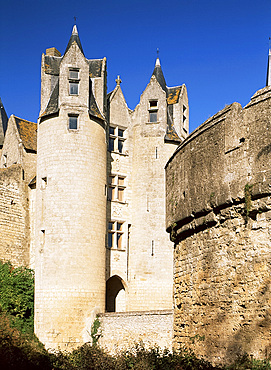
108;125;126;154
148;100;158;123
68;114;79;130
107;221;124;249
108;174;126;203
69;68;80;96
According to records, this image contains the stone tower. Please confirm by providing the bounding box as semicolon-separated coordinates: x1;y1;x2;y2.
35;25;107;350
127;58;188;310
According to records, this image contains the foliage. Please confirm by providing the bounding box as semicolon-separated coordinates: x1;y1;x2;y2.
226;353;271;370
1;260;271;369
0;309;51;370
0;260;34;334
91;317;102;346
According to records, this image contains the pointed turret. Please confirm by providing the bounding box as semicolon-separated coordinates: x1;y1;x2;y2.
0;98;8;147
152;57;167;92
266;41;271;86
64;24;84;56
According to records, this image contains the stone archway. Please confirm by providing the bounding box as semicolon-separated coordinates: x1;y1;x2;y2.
106;275;126;312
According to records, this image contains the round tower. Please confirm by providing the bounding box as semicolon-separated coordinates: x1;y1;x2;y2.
35;26;107;350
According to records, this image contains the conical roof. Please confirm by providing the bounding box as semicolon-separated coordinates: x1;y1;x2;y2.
152;58;167;92
64;25;84;56
266;46;271;86
0;98;8;147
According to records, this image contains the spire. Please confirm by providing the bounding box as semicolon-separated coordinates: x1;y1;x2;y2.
152;55;167;92
151;49;167;92
0;98;8;147
72;25;78;35
64;25;84;56
266;38;271;86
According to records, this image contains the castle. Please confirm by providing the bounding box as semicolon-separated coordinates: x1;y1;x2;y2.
2;24;271;364
0;25;188;350
166;47;271;363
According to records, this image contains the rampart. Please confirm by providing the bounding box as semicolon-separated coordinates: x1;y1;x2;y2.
0;164;30;267
166;86;271;364
99;310;173;354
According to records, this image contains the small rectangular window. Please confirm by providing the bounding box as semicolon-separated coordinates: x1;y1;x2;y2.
109;137;115;151
118;140;124;153
118;177;125;186
149;111;157;122
118;188;124;202
69;115;78;130
69;82;79;95
108;175;126;202
109;126;115;135
149;100;158;122
108;232;113;248
150;100;158;108
118;129;124;138
69;70;79;79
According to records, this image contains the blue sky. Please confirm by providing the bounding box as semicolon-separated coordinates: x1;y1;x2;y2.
0;0;270;133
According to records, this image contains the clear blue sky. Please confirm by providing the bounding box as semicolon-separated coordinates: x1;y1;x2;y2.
0;0;270;133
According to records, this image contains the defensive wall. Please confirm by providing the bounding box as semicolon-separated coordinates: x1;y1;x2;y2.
166;86;271;364
99;310;173;353
0;164;30;267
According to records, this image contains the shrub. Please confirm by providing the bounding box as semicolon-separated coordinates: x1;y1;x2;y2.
0;260;34;334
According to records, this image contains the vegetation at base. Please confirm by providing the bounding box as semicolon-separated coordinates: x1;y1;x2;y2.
1;260;271;369
1;317;271;370
0;260;34;335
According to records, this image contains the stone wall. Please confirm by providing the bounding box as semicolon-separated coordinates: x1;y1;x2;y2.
0;164;30;267
99;310;173;354
166;86;271;364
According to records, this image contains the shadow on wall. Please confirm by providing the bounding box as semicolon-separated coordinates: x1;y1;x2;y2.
106;275;126;312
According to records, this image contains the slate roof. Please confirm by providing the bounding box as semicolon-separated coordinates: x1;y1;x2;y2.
165;105;181;143
150;59;182;143
0;98;8;147
167;86;182;104
44;55;61;75
89;59;103;78
64;25;84;56
267;49;271;86
14;116;37;152
41;80;59;117
89;91;104;120
152;59;167;93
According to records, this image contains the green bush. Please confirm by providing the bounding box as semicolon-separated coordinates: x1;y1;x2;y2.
0;260;34;334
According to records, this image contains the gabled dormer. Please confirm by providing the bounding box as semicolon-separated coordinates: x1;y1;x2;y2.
40;25;107;124
132;57;189;143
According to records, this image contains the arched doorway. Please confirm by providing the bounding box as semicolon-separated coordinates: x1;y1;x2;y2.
106;275;126;312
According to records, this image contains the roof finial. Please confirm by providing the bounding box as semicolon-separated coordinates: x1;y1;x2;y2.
156;48;160;66
72;18;78;35
115;75;122;86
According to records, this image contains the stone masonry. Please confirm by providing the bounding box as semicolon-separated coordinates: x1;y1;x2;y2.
166;86;271;364
0;25;189;350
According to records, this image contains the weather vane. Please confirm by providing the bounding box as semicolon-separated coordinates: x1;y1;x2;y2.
74;16;77;24
157;48;159;58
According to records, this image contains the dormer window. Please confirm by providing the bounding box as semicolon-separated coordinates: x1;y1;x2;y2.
68;114;78;130
69;69;79;80
149;100;158;122
69;68;79;95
